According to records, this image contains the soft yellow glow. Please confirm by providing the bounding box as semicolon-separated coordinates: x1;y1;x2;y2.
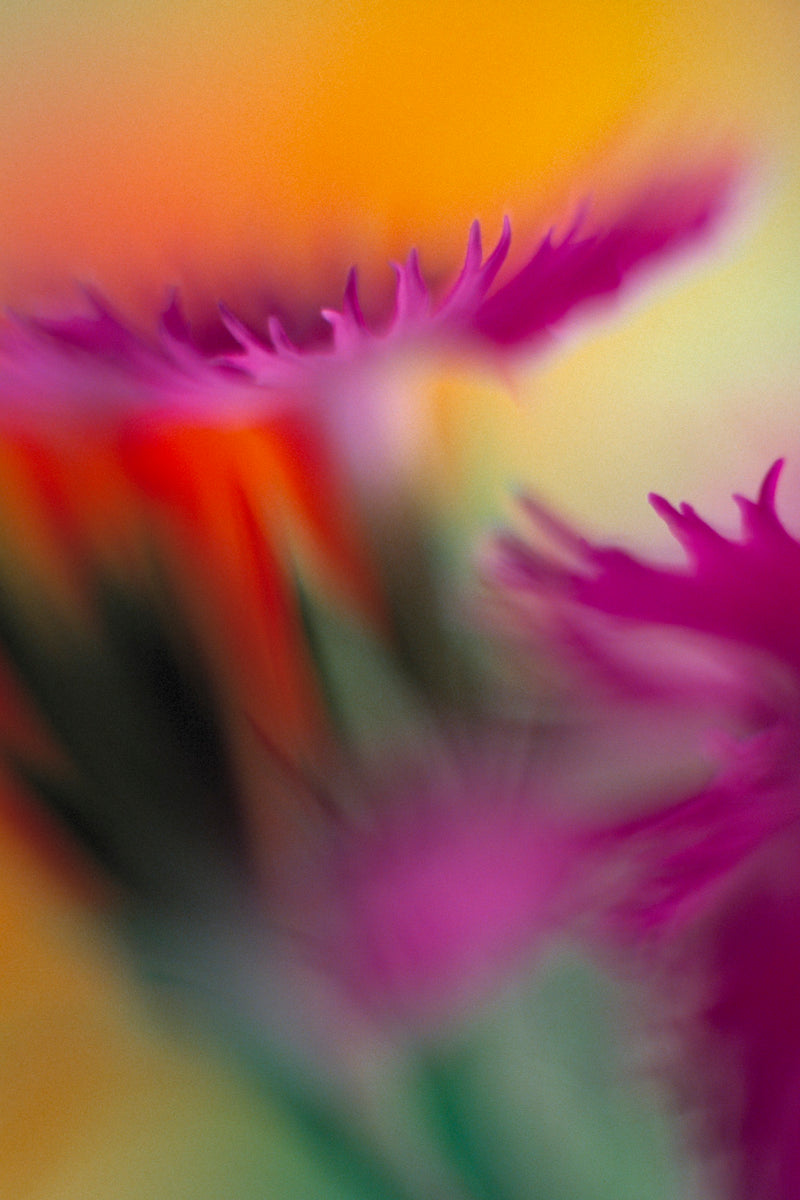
1;0;796;314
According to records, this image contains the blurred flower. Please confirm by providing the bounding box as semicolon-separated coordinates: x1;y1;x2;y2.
495;460;800;675
491;463;800;926
274;752;578;1024
493;461;800;1197
0;172;729;459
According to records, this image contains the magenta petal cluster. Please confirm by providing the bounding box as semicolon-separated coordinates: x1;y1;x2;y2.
495;462;800;898
282;774;575;1022
0;292;264;427
494;464;800;1198
0;171;729;431
703;861;800;1200
497;460;800;681
222;169;728;367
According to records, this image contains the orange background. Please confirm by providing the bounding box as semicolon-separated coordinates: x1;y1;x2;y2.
0;0;794;315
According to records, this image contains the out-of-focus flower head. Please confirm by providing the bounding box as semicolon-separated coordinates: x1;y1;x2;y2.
274;749;579;1026
492;462;800;1197
491;462;800;918
0;172;730;460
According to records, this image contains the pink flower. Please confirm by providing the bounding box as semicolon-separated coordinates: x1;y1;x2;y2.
492;462;800;918
496;460;800;675
493;464;800;1196
277;757;577;1025
0;170;730;446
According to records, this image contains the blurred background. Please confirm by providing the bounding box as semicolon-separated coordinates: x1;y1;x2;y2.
1;1;800;1195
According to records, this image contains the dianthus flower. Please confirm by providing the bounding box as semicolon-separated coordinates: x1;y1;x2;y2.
0;171;728;443
274;750;579;1025
493;462;800;1198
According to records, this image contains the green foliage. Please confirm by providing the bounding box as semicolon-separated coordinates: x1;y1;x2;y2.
0;561;244;913
194;950;688;1200
414;953;684;1200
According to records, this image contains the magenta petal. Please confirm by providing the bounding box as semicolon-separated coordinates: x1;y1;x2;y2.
0;168;732;430
586;743;796;939
583;463;800;673
704;874;800;1199
472;171;730;347
432;216;512;325
499;462;800;678
320;269;368;355
0;291;270;428
284;774;576;1022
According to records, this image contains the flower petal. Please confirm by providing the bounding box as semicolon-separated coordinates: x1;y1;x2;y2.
0;169;732;432
496;461;800;679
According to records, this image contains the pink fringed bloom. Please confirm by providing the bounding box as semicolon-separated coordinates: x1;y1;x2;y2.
499;460;799;670
276;757;578;1025
493;462;800;1198
0;172;728;444
492;461;800;924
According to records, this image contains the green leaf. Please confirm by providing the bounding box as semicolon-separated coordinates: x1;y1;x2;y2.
413;952;689;1200
294;570;425;755
0;559;245;913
